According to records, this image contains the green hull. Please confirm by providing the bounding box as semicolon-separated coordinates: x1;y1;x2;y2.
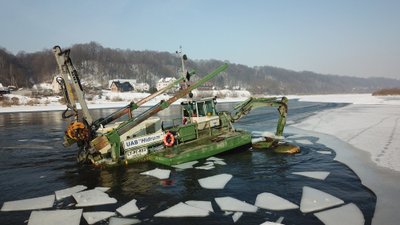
149;130;251;166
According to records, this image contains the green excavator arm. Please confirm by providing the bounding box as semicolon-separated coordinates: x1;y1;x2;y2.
228;96;288;136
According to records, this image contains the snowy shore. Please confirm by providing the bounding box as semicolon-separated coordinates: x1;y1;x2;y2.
291;93;400;225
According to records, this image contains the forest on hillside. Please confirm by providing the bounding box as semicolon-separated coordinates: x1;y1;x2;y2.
1;42;399;94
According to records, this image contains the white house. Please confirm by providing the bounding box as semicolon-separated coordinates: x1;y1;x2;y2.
156;77;178;91
135;82;150;92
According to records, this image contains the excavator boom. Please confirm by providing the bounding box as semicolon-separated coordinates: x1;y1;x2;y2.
229;96;288;136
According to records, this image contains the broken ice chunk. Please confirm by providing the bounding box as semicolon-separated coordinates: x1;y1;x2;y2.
109;217;141;225
215;197;258;213
292;171;330;180
172;161;199;169
95;187;110;192
28;209;82;225
232;212;243;223
259;221;284;225
1;195;54;211
300;186;344;213
140;168;170;179
213;160;227;166
83;211;116;225
185;200;214;212
255;192;299;210
314;203;364;225
206;156;224;161
154;202;210;217
116;199;140;217
317;151;332;155
195;165;215;170
55;185;87;201
198;173;233;189
72;189;117;207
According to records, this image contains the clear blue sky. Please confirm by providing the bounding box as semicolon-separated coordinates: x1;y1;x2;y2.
1;0;399;79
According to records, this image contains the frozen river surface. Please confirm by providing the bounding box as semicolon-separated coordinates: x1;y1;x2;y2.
0;101;376;225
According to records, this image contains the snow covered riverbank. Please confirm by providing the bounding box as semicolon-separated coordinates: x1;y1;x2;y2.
0;89;251;114
290;93;400;225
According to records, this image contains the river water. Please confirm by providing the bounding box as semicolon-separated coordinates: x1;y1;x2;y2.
0;100;376;225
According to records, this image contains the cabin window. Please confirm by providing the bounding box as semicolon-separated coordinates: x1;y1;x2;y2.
183;108;190;117
205;101;216;116
197;102;206;117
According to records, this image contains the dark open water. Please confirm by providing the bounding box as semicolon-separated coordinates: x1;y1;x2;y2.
0;100;376;225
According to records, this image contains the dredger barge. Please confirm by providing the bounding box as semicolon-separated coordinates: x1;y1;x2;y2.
53;46;298;167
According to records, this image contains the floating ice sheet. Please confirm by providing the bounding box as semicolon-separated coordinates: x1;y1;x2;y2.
95;187;110;192
73;189;117;207
259;221;284;225
255;192;299;210
55;185;87;201
185;200;214;212
172;161;199;169
215;197;258;213
206;156;224;161
116;199;140;217
314;203;364;225
300;186;344;213
213;160;227;166
316;151;332;155
198;173;233;189
154;202;210;217
28;209;82;225
292;171;330;180
109;217;141;225
140;168;170;179
83;211;116;225
195;165;215;170
1;195;54;211
232;212;243;223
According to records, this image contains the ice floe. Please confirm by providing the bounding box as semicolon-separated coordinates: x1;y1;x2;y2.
55;185;87;201
316;151;332;155
28;209;82;225
198;173;233;189
292;171;330;180
185;200;214;212
140;168;170;179
195;164;215;170
172;160;199;169
314;203;364;225
300;186;344;213
206;156;224;161
83;211;116;225
95;187;111;192
72;189;117;207
109;217;141;225
1;195;54;211
232;211;243;223
213;160;227;166
255;192;299;210
154;202;210;217
259;221;284;225
215;196;258;213
116;199;140;217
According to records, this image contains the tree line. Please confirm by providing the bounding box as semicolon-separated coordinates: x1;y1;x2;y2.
0;42;399;94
